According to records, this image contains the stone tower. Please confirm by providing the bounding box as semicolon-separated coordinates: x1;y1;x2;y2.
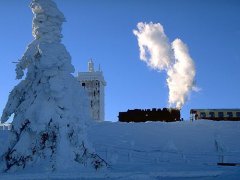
77;60;106;121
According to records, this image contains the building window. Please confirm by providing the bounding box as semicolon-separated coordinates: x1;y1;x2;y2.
82;83;85;87
218;112;224;118
236;112;240;117
200;112;206;118
227;112;233;117
209;112;215;118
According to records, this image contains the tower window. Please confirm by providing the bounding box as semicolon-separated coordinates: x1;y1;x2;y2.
82;83;85;87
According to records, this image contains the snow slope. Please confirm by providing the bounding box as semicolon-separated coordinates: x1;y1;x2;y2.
1;120;240;179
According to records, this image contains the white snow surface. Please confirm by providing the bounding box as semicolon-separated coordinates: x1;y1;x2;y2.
1;120;240;179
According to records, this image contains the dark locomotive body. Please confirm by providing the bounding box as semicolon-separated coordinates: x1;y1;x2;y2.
119;108;180;122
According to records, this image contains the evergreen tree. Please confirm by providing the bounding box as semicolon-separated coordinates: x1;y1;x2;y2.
1;0;107;172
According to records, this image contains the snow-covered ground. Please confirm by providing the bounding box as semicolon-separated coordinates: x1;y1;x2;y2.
1;120;240;179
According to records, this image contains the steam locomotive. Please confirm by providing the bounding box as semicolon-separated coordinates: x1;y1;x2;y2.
118;108;240;122
118;108;181;122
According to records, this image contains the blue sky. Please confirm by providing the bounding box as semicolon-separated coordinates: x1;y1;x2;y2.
0;0;240;121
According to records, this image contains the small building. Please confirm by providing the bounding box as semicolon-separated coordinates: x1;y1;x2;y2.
77;60;106;121
119;108;181;122
190;109;240;121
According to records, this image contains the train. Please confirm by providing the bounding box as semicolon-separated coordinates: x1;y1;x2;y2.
118;108;181;122
118;108;240;122
190;109;240;121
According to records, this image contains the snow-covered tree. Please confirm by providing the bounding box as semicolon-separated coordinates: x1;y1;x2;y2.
0;0;107;172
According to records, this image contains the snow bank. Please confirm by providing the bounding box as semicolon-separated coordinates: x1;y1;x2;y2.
1;120;240;178
88;120;240;178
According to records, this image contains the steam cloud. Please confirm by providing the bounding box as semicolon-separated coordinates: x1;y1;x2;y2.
133;22;173;70
133;22;196;109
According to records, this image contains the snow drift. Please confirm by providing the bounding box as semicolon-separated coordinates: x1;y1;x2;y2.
1;120;240;179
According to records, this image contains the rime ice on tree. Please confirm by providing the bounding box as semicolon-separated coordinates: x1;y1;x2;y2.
0;0;107;172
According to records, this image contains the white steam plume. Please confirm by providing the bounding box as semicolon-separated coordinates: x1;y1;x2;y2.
133;22;196;109
167;39;196;109
133;22;173;70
